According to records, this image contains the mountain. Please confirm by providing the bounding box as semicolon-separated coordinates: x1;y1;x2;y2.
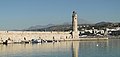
27;24;54;30
78;18;93;24
24;21;120;31
95;22;112;26
25;23;71;31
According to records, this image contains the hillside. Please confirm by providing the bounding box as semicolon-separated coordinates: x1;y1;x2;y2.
23;22;120;31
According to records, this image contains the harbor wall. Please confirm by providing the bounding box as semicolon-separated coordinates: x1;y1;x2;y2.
0;31;72;42
0;31;108;42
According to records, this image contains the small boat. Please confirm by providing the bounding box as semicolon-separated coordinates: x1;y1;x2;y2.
46;40;57;43
31;39;42;43
7;40;14;44
46;40;53;43
3;40;13;44
21;40;30;44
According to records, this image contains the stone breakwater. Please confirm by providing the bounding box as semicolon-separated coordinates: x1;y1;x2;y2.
0;31;108;44
0;31;72;42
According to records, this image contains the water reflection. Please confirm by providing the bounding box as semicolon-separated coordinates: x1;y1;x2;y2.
0;39;120;57
71;40;109;57
72;41;79;57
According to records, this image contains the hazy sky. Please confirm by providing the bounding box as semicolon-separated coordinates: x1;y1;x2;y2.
0;0;120;30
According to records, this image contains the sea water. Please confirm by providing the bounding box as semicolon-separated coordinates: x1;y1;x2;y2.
0;39;120;57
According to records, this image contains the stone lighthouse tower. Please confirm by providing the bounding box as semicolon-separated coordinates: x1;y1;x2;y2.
72;11;79;39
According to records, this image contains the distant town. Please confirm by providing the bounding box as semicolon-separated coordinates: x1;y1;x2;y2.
22;21;120;38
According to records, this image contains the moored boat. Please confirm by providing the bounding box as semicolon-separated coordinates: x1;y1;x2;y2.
31;39;42;43
3;40;13;44
21;40;30;44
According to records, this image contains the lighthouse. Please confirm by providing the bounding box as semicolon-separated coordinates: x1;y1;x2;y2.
72;11;79;39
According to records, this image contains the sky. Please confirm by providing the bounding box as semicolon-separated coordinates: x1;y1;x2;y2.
0;0;120;30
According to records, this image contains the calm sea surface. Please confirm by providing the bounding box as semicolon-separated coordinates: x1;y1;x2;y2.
0;39;120;57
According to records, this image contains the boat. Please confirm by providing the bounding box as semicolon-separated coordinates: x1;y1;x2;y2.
21;40;30;44
7;40;14;44
3;40;13;44
46;40;58;43
31;39;42;43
